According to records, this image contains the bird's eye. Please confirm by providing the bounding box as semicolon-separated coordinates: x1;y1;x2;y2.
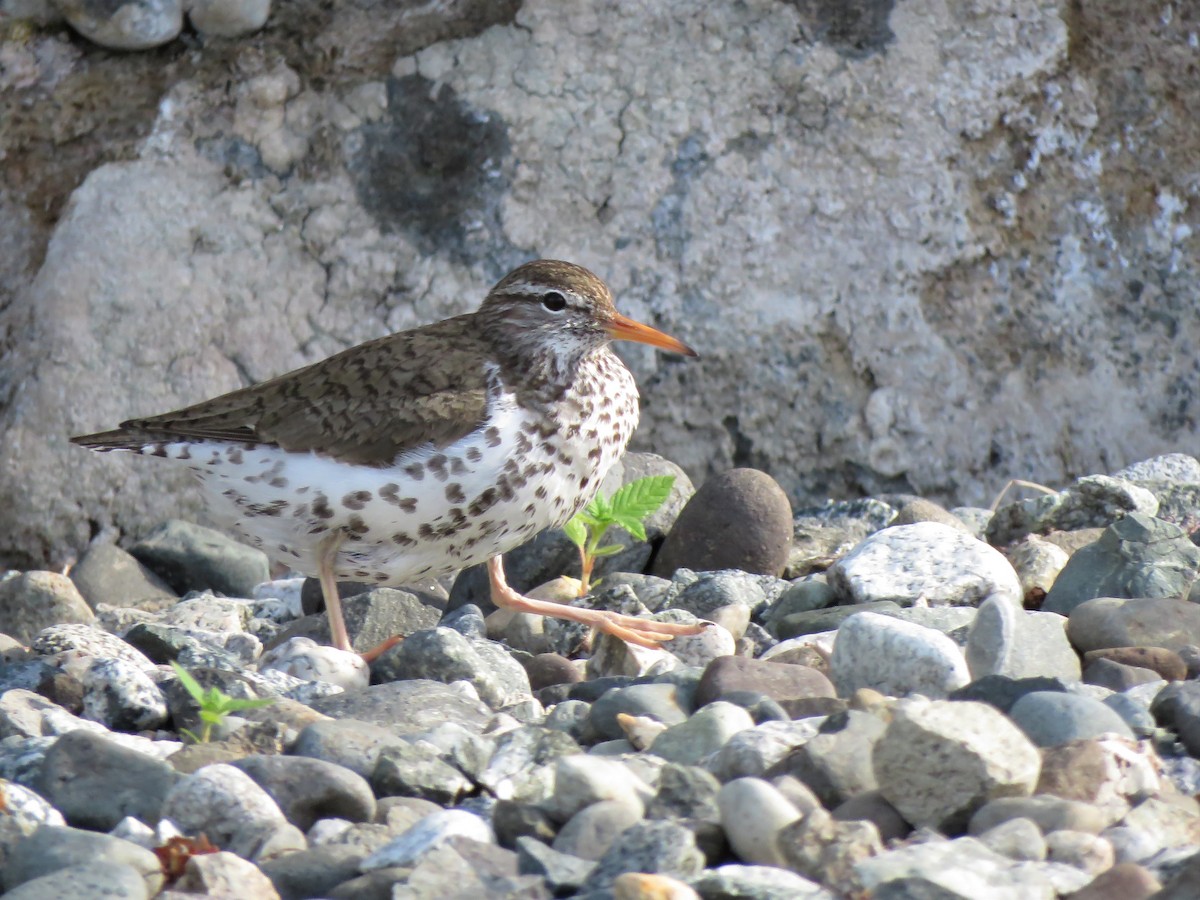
541;291;567;312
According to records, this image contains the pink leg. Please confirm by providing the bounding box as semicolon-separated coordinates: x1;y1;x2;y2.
486;555;707;650
316;531;352;654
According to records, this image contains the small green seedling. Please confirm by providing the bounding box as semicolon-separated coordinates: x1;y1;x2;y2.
564;475;675;596
170;661;274;744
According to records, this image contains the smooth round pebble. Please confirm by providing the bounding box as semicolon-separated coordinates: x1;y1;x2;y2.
188;0;270;37
260;636;368;690
160;764;294;859
2;861;151;900
827;521;1022;609
0;573;94;645
717;777;802;867
831;612;970;699
232;754;376;830
976;816;1048;861
652;468;793;578
649;701;755;765
1008;691;1136;747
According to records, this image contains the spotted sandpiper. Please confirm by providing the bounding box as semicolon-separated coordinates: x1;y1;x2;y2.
72;260;704;654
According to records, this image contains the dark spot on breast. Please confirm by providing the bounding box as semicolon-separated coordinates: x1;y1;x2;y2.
427;454;449;481
450;457;467;475
466;447;483;463
516;433;533;455
381;484;417;512
247;500;288;517
178;446;192;460
292;503;309;519
347;514;369;535
540;440;556;456
499;481;515;502
468;487;498;517
524;503;536;515
588;446;603;461
563;423;581;439
151;446;168;458
445;483;466;504
484;426;501;447
535;485;548;500
228;448;245;464
222;488;250;507
392;531;416;546
580;476;590;489
342;490;372;510
270;477;289;488
418;523;435;539
296;485;310;494
312;493;335;519
404;463;424;481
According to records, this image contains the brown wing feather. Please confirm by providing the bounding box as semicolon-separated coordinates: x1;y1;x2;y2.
72;315;492;467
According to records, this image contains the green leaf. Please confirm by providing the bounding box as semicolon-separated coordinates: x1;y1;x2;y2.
611;514;647;542
591;544;624;557
588;492;613;520
609;475;674;521
170;662;206;704
563;516;587;548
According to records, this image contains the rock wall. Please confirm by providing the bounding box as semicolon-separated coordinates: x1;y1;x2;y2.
1;0;1197;567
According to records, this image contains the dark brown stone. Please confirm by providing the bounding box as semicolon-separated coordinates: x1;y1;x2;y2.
1036;740;1112;804
522;652;583;691
695;655;834;709
1082;646;1187;681
1064;862;1160;900
1082;657;1162;692
652;468;793;578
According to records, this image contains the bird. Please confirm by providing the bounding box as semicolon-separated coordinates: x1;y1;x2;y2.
72;260;705;655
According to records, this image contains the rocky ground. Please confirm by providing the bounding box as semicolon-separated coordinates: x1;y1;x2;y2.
3;451;1200;898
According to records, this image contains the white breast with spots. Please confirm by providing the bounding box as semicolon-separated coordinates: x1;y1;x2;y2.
165;355;641;585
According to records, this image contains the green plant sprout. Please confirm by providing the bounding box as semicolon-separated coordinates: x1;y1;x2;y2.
563;475;675;596
170;661;275;744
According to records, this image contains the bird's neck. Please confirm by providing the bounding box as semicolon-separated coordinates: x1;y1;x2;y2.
495;342;626;409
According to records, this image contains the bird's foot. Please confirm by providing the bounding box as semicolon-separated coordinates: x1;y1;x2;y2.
581;609;710;650
486;555;708;649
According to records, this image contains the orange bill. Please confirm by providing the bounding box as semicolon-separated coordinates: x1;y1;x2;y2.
606;312;698;357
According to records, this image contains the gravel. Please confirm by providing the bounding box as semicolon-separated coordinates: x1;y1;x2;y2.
2;453;1197;896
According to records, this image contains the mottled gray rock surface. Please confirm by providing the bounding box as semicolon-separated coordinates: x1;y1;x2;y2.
4;0;1199;568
